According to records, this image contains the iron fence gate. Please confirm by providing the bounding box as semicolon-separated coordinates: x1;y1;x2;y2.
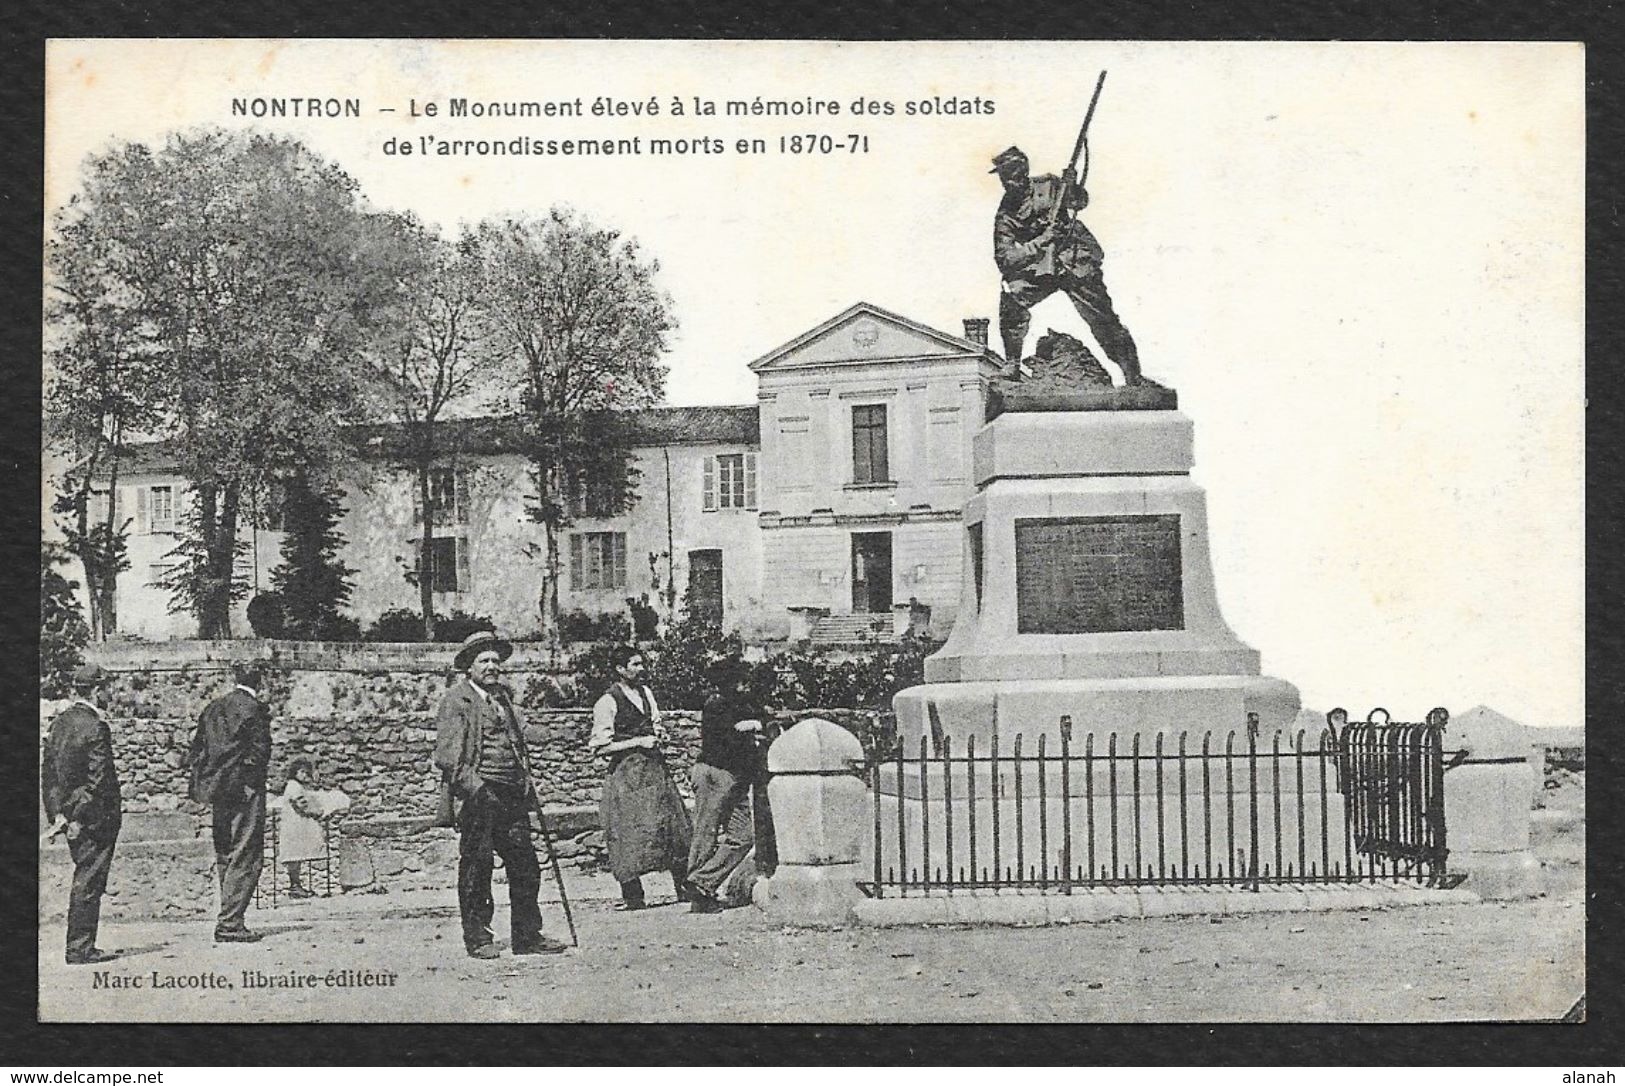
1335;707;1451;880
861;708;1453;898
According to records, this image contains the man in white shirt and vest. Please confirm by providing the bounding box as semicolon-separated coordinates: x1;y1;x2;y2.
589;645;693;910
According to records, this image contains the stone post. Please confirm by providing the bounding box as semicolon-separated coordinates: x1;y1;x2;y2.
1445;707;1543;899
752;717;869;926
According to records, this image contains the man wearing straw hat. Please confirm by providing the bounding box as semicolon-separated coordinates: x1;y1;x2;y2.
434;630;568;959
42;663;122;965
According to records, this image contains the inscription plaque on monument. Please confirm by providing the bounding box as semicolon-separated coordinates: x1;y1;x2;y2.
1014;515;1184;634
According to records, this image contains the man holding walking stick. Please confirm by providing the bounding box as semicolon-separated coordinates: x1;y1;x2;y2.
433;630;570;959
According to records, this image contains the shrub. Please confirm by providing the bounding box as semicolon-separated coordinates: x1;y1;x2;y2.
556;615;935;714
246;592;287;638
766;635;936;711
644;615;750;711
365;607;495;643
41;541;90;699
437;609;497;643
365;608;424;642
627;593;661;641
557;608;632;644
271;475;358;640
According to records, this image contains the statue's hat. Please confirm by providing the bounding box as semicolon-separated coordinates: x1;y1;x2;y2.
989;145;1028;173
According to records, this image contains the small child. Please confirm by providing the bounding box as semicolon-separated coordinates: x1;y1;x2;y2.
280;757;329;898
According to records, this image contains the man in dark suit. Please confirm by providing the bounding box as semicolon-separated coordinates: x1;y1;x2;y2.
434;630;567;959
188;663;272;943
42;663;123;965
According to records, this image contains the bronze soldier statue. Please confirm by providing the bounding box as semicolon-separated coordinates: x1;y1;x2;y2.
991;143;1143;385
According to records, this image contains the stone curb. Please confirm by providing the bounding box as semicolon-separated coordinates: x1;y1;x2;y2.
852;884;1481;927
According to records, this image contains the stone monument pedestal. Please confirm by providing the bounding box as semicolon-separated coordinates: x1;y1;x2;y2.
889;391;1308;879
898;397;1300;745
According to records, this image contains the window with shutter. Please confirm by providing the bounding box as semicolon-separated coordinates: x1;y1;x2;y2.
426;467;467;527
702;456;716;511
88;489;113;525
135;487;151;534
455;535;471;589
570;532;628;589
744;452;758;509
149;485;176;532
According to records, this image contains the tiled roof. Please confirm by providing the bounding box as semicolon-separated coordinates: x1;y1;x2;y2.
83;406;761;478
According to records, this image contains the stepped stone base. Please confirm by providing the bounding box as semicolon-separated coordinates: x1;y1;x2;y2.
853;882;1480;927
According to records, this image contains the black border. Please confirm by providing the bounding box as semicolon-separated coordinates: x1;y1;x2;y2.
3;0;1620;1067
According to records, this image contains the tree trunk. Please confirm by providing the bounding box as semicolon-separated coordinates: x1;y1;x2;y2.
216;482;241;639
98;458;122;637
542;517;560;634
70;483;104;641
195;480;240;639
417;461;437;641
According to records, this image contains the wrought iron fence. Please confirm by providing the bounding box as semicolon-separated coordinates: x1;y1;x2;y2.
253;808;337;908
861;708;1452;898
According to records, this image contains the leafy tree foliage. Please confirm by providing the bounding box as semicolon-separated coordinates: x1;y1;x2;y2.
468;210;674;633
41;542;91;698
270;473;357;640
48;130;408;636
364;217;499;640
45;176;158;638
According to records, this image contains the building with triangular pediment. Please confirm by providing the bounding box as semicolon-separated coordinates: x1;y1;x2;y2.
749;302;1003;642
74;303;1002;644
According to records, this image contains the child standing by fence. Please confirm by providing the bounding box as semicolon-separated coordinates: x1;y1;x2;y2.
279;756;334;898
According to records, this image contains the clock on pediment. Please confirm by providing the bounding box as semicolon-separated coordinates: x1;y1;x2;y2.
852;320;880;350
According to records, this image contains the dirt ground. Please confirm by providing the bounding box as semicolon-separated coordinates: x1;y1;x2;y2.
38;772;1585;1023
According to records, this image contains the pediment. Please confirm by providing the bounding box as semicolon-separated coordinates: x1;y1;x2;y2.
748;302;986;373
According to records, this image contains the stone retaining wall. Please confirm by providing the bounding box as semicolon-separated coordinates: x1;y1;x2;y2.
51;667;706;822
44;658;881;830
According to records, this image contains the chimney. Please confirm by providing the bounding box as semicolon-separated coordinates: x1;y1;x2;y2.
962;317;989;347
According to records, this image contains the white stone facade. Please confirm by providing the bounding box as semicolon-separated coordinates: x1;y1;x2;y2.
74;303;1003;643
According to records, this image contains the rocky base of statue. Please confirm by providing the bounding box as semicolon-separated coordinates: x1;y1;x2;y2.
987;331;1176;420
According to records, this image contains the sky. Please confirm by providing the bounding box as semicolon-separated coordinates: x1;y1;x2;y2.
43;39;1584;729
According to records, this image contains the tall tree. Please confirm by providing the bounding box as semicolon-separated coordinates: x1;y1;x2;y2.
365;217;497;640
50;130;407;637
270;472;356;639
469;209;674;631
44;190;158;638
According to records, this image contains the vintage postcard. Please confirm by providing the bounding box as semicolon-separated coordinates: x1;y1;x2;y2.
39;39;1583;1024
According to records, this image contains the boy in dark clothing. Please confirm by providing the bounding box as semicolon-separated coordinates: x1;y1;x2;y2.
685;662;763;912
